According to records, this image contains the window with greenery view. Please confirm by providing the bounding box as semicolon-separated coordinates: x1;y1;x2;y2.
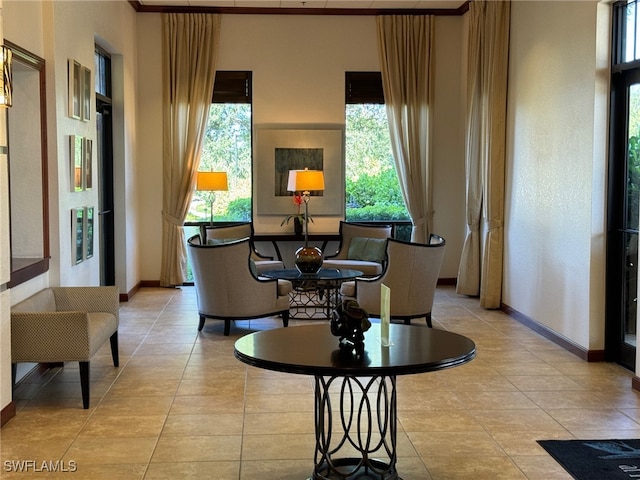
186;72;252;224
344;72;409;223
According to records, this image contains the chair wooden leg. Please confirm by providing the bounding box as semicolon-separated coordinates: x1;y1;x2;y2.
79;361;90;409
282;311;290;328
425;313;433;328
109;332;119;367
198;315;206;332
224;320;231;336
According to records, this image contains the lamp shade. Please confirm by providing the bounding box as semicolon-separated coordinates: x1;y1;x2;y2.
196;171;228;191
287;169;325;192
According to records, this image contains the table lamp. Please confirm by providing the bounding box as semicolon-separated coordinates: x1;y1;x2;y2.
196;171;228;240
287;168;325;273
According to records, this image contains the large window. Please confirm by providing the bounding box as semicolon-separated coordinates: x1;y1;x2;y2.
344;72;409;225
186;71;252;223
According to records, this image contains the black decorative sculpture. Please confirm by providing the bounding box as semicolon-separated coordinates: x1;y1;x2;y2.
331;300;371;357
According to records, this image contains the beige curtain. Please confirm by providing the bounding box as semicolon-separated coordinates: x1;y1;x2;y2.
376;15;434;243
456;1;510;308
160;13;220;287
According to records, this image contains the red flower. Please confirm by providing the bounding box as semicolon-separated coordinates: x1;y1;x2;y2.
292;194;303;213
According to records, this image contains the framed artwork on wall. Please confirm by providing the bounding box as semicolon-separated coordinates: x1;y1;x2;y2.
72;207;84;265
84;138;92;190
254;125;345;216
82;66;91;122
84;206;94;260
68;59;81;120
70;135;84;192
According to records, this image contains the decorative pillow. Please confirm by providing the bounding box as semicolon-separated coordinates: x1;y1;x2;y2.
347;237;387;263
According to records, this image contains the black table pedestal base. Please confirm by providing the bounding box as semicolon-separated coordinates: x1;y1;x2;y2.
311;375;399;480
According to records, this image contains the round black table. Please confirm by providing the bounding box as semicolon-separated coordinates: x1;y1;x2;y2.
261;268;363;320
234;323;476;480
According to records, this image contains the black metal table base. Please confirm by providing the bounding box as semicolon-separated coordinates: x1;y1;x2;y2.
289;283;341;320
311;375;399;480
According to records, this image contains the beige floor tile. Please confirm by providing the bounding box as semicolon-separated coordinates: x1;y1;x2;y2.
408;431;506;458
144;461;240;480
425;456;528;480
490;431;575;456
399;409;484;432
151;435;242;462
510;455;574;480
243;411;315;435
5;286;640;480
63;437;158;465
546;408;640;432
244;393;314;413
524;390;613;409
168;394;245;415
239;459;313;480
108;377;181;397
241;433;315;460
455;390;539;410
161;413;243;436
506;375;584;391
78;414;166;438
469;408;566;434
94;395;174;416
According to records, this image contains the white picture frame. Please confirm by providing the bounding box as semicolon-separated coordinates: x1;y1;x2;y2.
68;59;81;120
70;135;84;192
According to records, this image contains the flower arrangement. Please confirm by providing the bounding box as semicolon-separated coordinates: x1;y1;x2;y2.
280;193;314;227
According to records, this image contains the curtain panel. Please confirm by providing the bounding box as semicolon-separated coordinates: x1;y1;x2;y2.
160;13;220;287
376;15;434;243
456;1;510;308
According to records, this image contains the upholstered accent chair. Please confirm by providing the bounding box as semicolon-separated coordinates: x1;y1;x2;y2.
340;235;446;327
322;221;392;276
204;222;284;274
11;286;120;409
188;235;291;335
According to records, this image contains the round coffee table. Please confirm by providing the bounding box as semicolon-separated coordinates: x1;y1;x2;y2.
234;323;476;480
261;268;363;320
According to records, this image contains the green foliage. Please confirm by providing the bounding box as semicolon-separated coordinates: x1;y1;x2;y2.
345;104;409;221
190;103;252;222
188;102;410;224
225;197;251;221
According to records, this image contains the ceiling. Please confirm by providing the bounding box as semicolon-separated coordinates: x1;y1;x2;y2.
134;0;468;13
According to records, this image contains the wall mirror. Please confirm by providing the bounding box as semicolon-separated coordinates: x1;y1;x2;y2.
6;40;49;287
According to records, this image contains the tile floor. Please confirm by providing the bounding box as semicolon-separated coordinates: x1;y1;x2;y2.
2;286;640;479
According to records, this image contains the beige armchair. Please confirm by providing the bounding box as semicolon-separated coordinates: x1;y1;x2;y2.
188;235;291;335
204;222;284;274
11;286;120;409
322;221;392;276
340;236;446;327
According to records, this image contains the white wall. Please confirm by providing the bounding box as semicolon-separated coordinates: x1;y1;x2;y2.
3;0;139;296
0;0;138;412
503;1;608;351
136;13;466;281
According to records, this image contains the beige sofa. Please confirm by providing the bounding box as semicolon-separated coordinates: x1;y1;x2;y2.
11;286;120;409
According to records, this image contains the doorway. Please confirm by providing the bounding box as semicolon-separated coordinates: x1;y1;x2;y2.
606;67;640;371
95;46;115;286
